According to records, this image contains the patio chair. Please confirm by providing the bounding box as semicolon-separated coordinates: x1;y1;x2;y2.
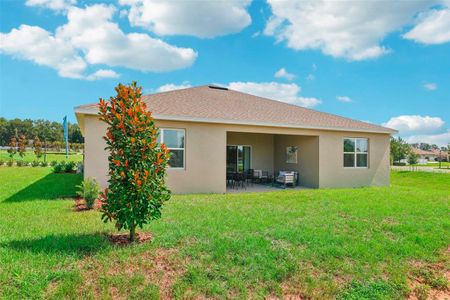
245;169;254;186
233;172;246;189
276;171;295;188
253;170;262;183
261;170;269;184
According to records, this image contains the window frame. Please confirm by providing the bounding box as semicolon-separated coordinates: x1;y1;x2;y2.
343;137;369;169
159;128;186;170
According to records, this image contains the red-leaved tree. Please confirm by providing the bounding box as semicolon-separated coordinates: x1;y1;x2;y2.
98;81;171;242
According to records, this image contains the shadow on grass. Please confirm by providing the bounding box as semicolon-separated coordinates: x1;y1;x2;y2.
1;233;108;256
4;173;82;202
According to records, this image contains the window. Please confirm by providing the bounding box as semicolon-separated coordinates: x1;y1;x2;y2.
343;138;368;168
158;128;185;169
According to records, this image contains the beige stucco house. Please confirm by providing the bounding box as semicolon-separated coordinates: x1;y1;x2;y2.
75;85;397;194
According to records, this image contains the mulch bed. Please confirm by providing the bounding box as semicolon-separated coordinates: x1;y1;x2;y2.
73;198;103;212
107;232;153;246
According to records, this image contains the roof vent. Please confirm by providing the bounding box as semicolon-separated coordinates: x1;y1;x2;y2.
208;85;228;91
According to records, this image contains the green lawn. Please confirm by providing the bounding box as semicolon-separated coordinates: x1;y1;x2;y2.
0;168;448;299
0;150;83;163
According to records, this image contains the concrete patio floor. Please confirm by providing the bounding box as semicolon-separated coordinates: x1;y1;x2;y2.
226;183;309;193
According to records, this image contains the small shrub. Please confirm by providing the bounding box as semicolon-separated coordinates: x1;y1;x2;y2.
50;160;58;167
53;163;64;173
16;160;26;167
6;160;14;167
76;178;100;209
393;162;406;166
31;161;40;167
64;161;76;173
41;161;49;167
0;159;4;166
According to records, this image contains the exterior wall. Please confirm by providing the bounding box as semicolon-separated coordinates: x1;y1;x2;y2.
274;135;320;188
81;115;391;193
318;132;390;188
82;115;226;194
227;132;274;173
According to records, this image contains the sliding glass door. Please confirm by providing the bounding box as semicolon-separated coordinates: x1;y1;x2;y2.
227;145;251;173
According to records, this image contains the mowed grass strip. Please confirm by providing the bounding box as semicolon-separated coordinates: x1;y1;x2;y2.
0;150;83;163
0;168;448;299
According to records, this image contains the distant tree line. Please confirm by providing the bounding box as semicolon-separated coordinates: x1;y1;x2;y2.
409;142;447;151
0;117;84;147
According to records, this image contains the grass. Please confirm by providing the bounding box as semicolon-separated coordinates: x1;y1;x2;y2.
0;168;449;299
0;150;83;163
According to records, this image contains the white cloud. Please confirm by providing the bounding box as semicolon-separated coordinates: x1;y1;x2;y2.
119;0;251;38
25;0;76;12
156;82;192;93
86;69;120;81
0;25;86;79
405;130;450;147
274;68;296;81
403;8;450;44
383;115;445;135
0;4;197;79
264;0;437;60
226;81;321;108
336;96;352;103
423;82;438;91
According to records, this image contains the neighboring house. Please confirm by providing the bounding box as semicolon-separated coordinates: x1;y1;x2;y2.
410;148;438;164
431;149;449;162
75;85;397;194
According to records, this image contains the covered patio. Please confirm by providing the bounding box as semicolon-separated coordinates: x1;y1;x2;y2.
226;131;319;192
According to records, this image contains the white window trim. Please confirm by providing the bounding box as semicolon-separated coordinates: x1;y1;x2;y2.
160;128;186;170
343;137;369;169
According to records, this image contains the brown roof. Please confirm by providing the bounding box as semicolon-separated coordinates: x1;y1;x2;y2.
75;85;396;134
411;148;436;156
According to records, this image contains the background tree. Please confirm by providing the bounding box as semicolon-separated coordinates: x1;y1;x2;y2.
407;152;419;166
390;137;410;164
99;81;171;242
7;137;17;160
33;136;43;160
18;135;27;158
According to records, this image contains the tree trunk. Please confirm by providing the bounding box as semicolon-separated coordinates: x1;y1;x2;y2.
129;224;136;242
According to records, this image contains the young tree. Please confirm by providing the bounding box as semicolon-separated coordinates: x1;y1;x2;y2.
34;136;43;160
390;137;410;164
18;134;27;158
98;81;171;242
408;152;419;166
7;137;17;160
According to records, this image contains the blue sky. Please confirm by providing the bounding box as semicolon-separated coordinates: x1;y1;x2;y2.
0;0;449;146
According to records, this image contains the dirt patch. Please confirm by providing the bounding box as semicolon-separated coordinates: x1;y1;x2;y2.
407;247;450;300
65;247;186;300
73;198;103;212
107;232;153;246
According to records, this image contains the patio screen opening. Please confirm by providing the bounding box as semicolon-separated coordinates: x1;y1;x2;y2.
227;145;251;173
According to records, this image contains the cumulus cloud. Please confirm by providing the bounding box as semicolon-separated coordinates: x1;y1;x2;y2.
336;96;352;103
25;0;76;12
423;83;438;91
405;130;450;147
274;68;295;81
264;0;438;60
0;4;197;79
0;25;86;79
403;8;450;44
119;0;251;38
227;81;321;108
383;115;445;135
86;69;119;81
156;82;192;93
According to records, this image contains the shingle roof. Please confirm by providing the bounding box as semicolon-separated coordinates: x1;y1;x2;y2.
411;148;436;156
75;85;396;134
